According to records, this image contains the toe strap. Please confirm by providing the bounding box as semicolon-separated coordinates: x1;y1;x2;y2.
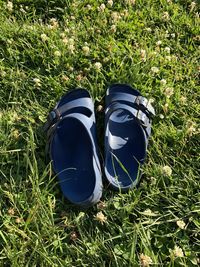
44;97;94;133
106;92;155;117
105;102;152;138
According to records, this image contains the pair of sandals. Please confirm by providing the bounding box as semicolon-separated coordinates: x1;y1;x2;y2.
44;84;155;207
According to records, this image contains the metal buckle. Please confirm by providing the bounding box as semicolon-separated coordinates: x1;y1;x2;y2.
48;110;58;123
135;95;141;105
136;96;156;117
44;109;60;133
49;108;61;123
136;110;149;128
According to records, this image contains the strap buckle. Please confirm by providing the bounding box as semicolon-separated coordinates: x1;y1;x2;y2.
135;95;141;106
135;96;155;117
136;110;149;128
48;110;58;124
43;109;60;132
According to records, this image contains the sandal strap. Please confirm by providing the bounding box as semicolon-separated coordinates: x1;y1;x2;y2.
106;92;155;117
105;102;152;138
44;97;93;132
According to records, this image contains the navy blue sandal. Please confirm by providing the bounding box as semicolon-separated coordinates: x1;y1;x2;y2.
104;84;155;191
44;89;102;207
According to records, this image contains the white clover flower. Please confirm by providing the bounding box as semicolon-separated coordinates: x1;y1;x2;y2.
166;55;171;61
176;220;186;229
165;30;169;38
82;46;90;55
156;40;162;46
103;57;109;63
20;5;26;13
12;129;19;139
68;38;74;45
190;2;196;12
164;47;170;53
62;75;69;82
140;253;153;267
10;111;20;122
33;78;41;83
180;96;186;104
150;176;156;185
160;79;167;85
164;87;174;98
111;12;120;22
146;27;152;32
86;4;92;10
33;78;41;87
172;55;178;61
186;121;196;136
107;0;113;7
1;70;6;77
94;62;102;70
41;33;48;42
140;50;146;56
163;103;169;113
162;11;170;21
151;67;159;74
171;33;175;38
98;3;106;12
95;211;107;224
50;18;57;25
162;165;172;176
60;32;66;38
76;74;84;81
54;50;61;57
62;37;68;45
140;49;146;62
68;44;75;53
159;114;164;119
49;18;58;29
6;1;13;12
64;28;70;33
15;217;23;224
8;207;15;215
173;246;184;258
111;25;117;33
97;201;107;209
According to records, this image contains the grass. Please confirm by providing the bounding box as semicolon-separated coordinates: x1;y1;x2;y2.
0;0;199;266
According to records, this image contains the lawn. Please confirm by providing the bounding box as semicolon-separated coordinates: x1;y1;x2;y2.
0;0;199;266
